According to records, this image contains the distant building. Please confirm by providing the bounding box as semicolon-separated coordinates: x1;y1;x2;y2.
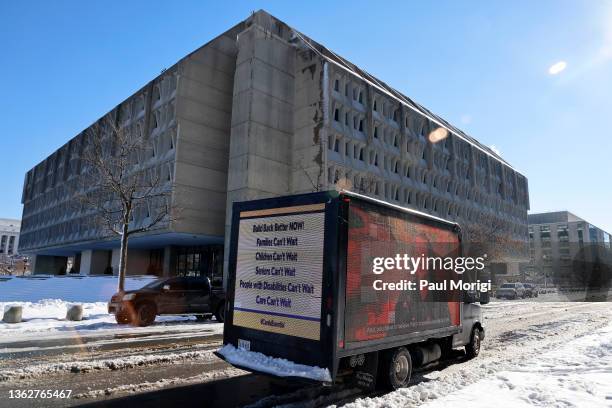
0;218;20;256
19;11;529;281
524;211;612;285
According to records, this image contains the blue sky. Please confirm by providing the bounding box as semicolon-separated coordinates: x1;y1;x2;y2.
1;1;611;232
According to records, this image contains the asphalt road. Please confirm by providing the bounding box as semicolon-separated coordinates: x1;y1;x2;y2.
1;302;610;408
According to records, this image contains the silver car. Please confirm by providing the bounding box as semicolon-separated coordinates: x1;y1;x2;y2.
496;282;526;299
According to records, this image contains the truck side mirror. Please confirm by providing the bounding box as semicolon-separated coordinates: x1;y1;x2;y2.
463;291;476;303
480;291;490;305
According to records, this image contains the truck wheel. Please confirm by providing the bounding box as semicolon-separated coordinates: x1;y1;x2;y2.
379;347;412;390
115;312;130;324
215;301;225;323
133;302;156;327
196;314;211;322
466;327;481;358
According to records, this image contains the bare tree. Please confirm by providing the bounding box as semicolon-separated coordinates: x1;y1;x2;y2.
76;114;173;292
463;213;528;283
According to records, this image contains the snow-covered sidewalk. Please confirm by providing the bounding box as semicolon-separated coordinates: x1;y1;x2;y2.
0;299;222;340
0;275;223;343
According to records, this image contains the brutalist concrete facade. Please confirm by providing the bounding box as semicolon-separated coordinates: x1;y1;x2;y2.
20;10;530;282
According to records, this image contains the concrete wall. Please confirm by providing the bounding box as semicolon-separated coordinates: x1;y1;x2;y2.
224;16;299;282
172;26;244;238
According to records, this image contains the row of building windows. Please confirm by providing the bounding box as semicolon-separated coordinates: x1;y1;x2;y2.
21;159;175;239
326;165;526;237
329;70;529;212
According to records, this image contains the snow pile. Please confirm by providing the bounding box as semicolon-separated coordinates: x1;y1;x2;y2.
0;299;219;336
0;300;108;332
343;321;612;408
218;344;332;382
0;275;157;303
418;323;612;408
0;348;218;382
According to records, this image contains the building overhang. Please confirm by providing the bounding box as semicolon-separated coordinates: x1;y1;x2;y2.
24;232;223;257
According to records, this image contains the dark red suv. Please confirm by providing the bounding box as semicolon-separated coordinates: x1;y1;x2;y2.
108;276;226;326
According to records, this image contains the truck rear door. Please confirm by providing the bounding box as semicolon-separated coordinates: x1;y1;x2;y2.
221;192;339;377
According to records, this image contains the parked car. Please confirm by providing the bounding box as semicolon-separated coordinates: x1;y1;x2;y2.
108;276;226;326
523;283;538;298
496;282;526;299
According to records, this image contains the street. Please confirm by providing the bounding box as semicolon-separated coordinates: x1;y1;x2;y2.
1;301;610;407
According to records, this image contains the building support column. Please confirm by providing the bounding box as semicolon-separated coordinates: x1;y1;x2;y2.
80;250;93;276
111;248;121;276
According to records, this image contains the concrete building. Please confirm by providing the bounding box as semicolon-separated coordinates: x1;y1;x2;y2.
0;218;20;256
524;211;612;285
19;10;530;282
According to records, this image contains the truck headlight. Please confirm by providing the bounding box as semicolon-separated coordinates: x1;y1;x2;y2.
122;293;136;301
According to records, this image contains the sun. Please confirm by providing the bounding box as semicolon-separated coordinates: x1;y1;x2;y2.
548;61;567;75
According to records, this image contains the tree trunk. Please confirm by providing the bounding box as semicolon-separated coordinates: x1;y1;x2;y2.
118;223;129;292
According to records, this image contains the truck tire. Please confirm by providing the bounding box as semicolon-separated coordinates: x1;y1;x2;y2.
379;347;412;390
115;312;130;324
215;301;225;323
196;314;211;322
133;302;156;327
466;327;481;358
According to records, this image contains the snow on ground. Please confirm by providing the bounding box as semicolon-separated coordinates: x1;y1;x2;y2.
418;322;612;408
0;274;157;303
341;304;612;408
0;346;221;382
0;299;222;337
0;276;223;342
218;344;332;382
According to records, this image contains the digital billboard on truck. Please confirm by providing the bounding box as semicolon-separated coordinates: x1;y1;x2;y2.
344;198;462;344
232;203;326;341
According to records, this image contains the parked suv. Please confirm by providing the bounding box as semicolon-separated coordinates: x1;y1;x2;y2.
523;283;538;298
495;282;526;300
108;276;226;326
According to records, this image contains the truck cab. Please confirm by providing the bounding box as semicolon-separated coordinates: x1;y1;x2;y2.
452;291;488;357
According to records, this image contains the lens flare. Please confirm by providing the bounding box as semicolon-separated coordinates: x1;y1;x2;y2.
548;61;567;75
428;127;449;144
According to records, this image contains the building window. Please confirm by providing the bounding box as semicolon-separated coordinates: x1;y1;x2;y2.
334;108;339;122
334;79;339;92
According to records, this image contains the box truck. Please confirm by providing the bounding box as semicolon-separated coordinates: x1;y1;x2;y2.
217;190;487;390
